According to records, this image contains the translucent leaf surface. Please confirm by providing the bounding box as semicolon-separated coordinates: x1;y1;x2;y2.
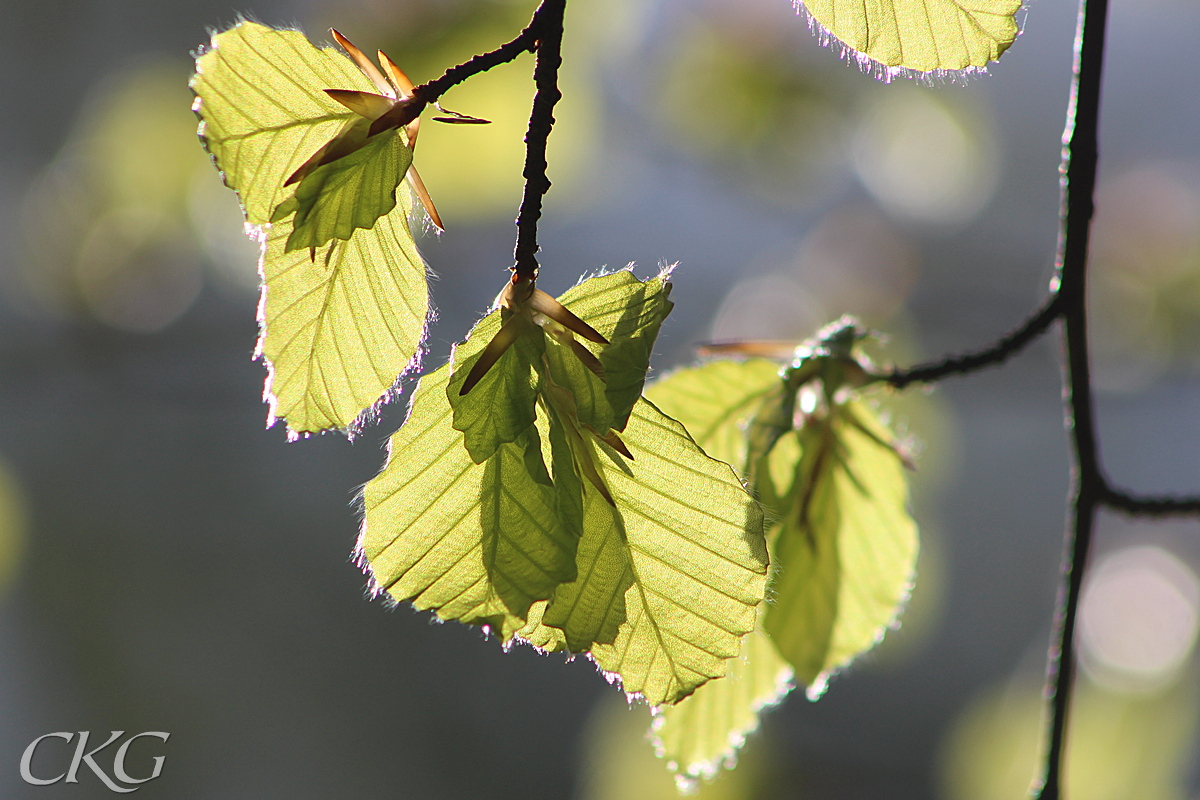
646;360;794;777
271;122;413;252
448;310;544;464
646;359;783;468
194;22;378;225
193;21;429;435
796;0;1022;74
650;624;792;783
764;401;918;695
448;269;671;461
514;600;568;653
256;188;427;436
360;363;577;640
550;270;674;434
366;271;764;705
545;399;769;706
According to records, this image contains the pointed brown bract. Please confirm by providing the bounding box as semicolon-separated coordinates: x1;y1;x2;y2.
459;312;529;396
331;28;393;96
696;341;803;360
527;289;608;344
457;274;611;397
325;89;394;120
406;167;443;230
283;118;371;185
306;30;443;230
597;429;634;460
377;50;416;94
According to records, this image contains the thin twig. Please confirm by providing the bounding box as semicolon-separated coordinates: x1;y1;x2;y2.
886;294;1062;388
1034;0;1110;796
513;0;567;281
414;16;543;103
1102;489;1200;516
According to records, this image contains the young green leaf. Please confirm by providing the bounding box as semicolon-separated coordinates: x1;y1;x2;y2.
649;623;793;783
645;333;917;779
448;308;545;464
645;359;795;775
257;188;428;437
796;0;1022;74
366;270;765;706
550;269;675;434
359;362;577;641
193;21;431;435
448;269;672;461
645;358;782;469
193;22;377;225
270;122;413;253
764;401;918;697
542;399;769;706
513;600;568;653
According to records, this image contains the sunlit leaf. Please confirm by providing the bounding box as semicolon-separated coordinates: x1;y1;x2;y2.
271;122;413;252
359;363;577;640
796;0;1022;74
514;600;568;653
193;21;430;434
646;359;795;778
448;269;672;461
194;22;378;226
257;188;427;436
544;399;769;706
551;269;675;434
645;358;781;469
650;623;792;783
448;308;544;464
764;401;918;695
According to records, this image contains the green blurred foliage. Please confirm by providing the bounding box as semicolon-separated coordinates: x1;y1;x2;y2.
19;60;253;331
580;695;779;800
651;13;850;207
941;674;1200;800
0;457;27;600
1088;163;1200;391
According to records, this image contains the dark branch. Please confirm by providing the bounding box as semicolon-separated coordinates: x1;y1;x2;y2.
886;294;1062;388
1102;488;1200;516
513;0;566;281
1035;0;1110;797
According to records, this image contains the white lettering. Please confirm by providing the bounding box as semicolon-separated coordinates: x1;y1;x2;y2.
65;730;135;794
19;731;73;785
113;731;170;784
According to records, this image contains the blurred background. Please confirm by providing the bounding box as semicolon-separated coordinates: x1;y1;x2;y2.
2;0;1199;797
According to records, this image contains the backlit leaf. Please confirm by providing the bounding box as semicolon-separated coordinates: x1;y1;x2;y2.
194;21;392;228
448;309;544;464
646;358;783;469
359;363;577;640
646;360;795;777
764;401;918;696
256;187;428;436
271;122;413;252
795;0;1022;74
448;269;672;461
194;21;429;435
650;622;792;783
545;399;769;706
550;269;675;434
514;600;568;653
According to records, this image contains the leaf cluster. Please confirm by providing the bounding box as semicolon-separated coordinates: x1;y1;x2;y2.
647;321;918;782
187;7;951;787
361;270;772;706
